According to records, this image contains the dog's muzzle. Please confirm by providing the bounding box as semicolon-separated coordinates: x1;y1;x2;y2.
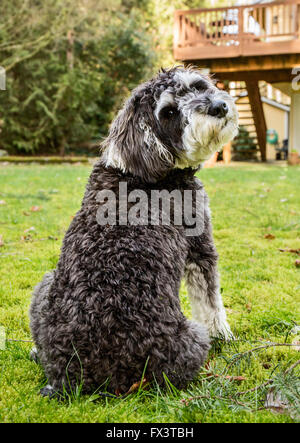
207;100;228;118
189;97;230;120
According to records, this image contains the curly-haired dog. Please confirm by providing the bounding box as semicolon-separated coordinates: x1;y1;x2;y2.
30;67;238;397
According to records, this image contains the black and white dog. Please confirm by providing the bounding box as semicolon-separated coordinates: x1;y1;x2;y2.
30;67;238;396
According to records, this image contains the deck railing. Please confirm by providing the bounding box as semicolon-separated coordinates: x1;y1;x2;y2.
174;0;300;60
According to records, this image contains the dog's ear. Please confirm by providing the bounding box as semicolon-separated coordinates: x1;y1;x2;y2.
101;94;174;182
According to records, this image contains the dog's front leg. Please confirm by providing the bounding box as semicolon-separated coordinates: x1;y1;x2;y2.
185;260;233;340
184;189;233;340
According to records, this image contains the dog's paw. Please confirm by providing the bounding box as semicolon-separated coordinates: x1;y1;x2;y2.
29;347;39;363
209;318;234;341
40;385;57;398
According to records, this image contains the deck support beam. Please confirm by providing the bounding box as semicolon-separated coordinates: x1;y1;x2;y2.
245;80;267;162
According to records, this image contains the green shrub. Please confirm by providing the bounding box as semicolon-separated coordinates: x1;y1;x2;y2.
0;0;156;155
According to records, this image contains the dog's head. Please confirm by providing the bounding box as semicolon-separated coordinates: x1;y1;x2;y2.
101;67;238;182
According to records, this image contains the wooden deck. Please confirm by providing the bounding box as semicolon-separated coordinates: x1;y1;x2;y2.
174;0;300;61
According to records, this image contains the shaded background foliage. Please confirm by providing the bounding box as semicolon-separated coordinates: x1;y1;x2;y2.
0;0;222;155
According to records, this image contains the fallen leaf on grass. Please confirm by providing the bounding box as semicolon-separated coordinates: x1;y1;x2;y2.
20;234;33;242
224;375;246;381
0;235;4;247
245;303;252;312
264;234;275;240
0;200;6;205
30;206;42;212
295;259;300;268
262;362;272;369
123;378;148;397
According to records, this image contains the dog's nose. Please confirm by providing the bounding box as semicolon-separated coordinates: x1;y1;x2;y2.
208;100;228;118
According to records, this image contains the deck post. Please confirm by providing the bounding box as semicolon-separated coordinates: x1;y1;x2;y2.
245;80;267;161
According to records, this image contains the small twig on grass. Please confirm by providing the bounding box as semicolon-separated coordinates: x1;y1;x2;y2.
284;359;300;374
181;359;300;414
236;380;272;397
198;371;246;382
181;394;250;409
279;248;300;255
236;359;300;397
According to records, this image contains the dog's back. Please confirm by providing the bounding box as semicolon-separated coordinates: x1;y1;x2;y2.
30;162;209;394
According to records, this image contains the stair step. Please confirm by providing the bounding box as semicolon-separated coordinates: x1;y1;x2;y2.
236;105;252;109
230;84;261;151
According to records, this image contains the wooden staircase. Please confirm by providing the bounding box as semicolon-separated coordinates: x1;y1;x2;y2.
229;81;267;161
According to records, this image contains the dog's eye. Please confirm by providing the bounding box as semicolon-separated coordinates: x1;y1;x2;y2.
191;81;208;92
160;106;178;119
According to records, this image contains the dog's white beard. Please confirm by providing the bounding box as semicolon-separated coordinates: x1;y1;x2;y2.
176;113;238;168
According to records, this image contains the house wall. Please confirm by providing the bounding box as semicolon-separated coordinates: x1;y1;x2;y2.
289;91;300;154
263;102;287;160
235;94;289;161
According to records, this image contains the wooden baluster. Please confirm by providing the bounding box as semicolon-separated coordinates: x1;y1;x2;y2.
220;9;224;41
259;6;263;37
213;10;216;41
275;6;278;35
200;12;205;42
254;6;258;35
173;12;180;49
296;2;300;37
294;2;299;36
205;11;209;42
298;3;300;37
218;9;222;41
239;6;244;54
271;6;274;36
182;16;186;46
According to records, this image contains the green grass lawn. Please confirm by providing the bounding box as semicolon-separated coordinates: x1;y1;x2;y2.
0;162;299;423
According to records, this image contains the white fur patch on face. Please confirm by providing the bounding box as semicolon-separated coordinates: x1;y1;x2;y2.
176;90;238;168
155;70;238;169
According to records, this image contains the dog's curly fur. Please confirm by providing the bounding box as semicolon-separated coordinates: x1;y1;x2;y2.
30;67;238;396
